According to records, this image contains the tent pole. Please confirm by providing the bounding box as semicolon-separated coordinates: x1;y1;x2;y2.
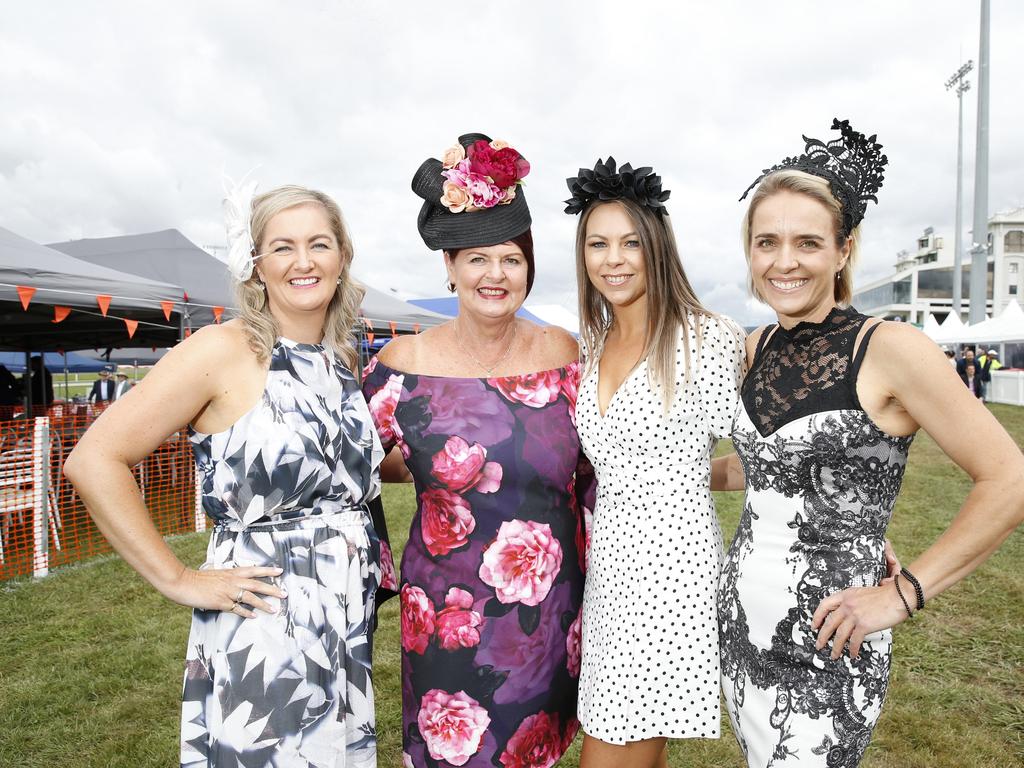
63;353;70;402
24;350;33;417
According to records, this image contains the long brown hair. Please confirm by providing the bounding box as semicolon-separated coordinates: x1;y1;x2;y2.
234;185;363;372
575;199;713;410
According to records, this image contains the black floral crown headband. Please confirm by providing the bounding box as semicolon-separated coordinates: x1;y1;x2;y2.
564;157;671;217
739;118;887;237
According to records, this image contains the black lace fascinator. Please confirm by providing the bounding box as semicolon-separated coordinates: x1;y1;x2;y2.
739;118;887;236
564;157;671;217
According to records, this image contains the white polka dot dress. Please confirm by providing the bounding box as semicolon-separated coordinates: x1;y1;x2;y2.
575;314;744;744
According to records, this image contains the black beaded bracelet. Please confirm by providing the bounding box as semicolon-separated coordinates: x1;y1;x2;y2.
900;567;925;611
894;575;914;619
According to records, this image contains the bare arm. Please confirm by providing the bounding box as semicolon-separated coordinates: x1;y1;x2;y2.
711;454;745;491
64;324;284;614
380;445;413;483
813;324;1024;657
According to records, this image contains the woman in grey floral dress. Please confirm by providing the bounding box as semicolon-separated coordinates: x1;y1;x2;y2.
65;184;390;767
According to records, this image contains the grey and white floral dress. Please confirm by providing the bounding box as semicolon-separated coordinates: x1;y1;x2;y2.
181;337;384;768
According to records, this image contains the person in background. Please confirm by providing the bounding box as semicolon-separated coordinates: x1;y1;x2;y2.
943;347;957;368
113;369;133;400
977;349;1002;401
29;355;54;409
956;345;976;377
88;367;115;404
0;364;18;406
961;362;983;398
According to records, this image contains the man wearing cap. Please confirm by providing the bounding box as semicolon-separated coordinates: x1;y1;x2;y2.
88;367;116;404
113;369;133;400
978;349;1003;401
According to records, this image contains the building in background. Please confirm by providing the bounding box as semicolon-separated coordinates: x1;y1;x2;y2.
854;208;1024;324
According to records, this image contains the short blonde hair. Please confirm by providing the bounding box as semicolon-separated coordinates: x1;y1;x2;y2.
740;170;860;306
235;185;363;372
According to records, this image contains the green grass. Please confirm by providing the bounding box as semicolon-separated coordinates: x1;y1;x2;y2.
1;408;1022;767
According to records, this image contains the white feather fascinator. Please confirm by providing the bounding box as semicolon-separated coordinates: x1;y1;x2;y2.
223;173;260;282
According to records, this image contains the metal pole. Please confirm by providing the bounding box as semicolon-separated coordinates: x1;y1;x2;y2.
968;0;991;324
24;350;33;416
946;60;973;319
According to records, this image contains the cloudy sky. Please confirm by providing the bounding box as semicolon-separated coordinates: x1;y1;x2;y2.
3;1;1022;326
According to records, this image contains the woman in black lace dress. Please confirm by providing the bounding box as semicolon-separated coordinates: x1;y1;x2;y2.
712;119;1024;768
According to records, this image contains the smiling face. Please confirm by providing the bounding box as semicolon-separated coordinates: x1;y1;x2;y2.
445;241;528;321
255;202;343;321
749;190;850;327
583;202;648;311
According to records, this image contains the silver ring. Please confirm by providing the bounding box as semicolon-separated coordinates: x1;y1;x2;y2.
235;588;245;603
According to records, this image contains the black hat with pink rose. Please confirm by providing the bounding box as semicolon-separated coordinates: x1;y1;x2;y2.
411;132;532;252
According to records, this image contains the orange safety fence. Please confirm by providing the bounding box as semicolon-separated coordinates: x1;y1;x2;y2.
0;403;201;580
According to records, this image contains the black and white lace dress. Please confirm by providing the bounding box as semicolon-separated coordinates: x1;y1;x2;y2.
717;307;913;768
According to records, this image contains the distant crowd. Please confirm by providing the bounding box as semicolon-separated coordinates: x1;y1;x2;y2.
944;346;1003;399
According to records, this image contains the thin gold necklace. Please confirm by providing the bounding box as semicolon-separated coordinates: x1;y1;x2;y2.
454;319;518;376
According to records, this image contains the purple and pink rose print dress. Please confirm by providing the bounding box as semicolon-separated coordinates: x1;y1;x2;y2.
363;359;593;768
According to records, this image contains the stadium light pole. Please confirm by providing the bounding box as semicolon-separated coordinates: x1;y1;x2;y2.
945;60;973;320
968;0;991;324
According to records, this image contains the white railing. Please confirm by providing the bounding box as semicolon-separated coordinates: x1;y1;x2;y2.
987;370;1024;406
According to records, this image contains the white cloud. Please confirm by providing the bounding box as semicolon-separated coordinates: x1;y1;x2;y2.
1;0;1021;326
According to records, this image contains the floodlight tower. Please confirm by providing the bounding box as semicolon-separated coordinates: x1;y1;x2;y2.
968;0;991;324
945;60;973;319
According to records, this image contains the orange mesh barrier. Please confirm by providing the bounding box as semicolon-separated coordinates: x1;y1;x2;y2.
0;404;200;580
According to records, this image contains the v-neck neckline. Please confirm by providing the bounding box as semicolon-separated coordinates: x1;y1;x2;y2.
595;360;646;419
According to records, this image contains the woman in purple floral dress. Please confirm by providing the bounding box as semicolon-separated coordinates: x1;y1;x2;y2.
362;133;591;768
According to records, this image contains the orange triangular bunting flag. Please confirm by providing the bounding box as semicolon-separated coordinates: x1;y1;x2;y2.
212;306;224;323
124;318;139;338
362;317;374;330
160;300;174;321
367;332;375;345
16;285;36;310
389;321;397;337
413;323;421;334
96;294;112;316
53;306;71;323
185;328;192;338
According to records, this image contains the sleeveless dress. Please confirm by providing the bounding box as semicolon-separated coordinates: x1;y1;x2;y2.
718;307;914;768
362;358;591;768
181;337;385;768
574;315;744;744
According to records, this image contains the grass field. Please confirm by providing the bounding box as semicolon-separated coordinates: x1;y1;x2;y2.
1;405;1021;767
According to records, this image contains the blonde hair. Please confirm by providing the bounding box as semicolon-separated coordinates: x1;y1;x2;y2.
576;199;713;411
740;170;860;305
235;185;363;372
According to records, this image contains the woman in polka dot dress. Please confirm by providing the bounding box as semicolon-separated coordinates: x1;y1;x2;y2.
564;158;744;767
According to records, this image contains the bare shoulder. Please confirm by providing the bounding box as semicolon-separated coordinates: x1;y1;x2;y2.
744;323;773;366
376;326;443;372
532;322;580;367
861;320;941;365
160;320;248;371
